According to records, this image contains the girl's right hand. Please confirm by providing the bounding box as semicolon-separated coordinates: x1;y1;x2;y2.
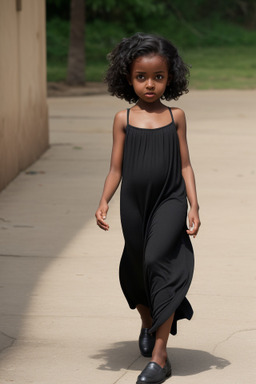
95;202;109;231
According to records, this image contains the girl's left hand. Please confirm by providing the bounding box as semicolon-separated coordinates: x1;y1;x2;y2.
186;207;201;238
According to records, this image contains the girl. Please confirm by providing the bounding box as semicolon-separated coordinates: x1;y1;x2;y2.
95;33;200;384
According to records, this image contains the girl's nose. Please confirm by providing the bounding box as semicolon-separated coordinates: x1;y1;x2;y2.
146;79;155;89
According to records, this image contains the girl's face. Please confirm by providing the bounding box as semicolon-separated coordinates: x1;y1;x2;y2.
128;54;169;104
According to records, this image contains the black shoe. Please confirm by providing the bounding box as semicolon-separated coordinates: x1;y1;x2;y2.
136;358;172;384
139;328;156;357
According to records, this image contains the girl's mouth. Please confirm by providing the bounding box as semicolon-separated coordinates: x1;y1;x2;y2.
145;93;155;97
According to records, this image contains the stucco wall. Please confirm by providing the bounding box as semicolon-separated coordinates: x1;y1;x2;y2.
0;0;49;191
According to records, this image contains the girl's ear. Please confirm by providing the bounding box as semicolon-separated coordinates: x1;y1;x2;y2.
167;75;172;85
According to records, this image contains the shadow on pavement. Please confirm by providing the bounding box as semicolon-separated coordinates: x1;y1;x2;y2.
90;341;230;375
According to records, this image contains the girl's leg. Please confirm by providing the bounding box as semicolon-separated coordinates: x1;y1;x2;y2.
152;313;174;367
136;304;152;328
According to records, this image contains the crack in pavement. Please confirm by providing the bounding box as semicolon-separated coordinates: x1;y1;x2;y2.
0;218;11;223
112;355;141;384
212;328;256;354
0;331;16;353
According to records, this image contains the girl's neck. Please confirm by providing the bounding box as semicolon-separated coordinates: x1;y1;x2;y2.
136;99;165;113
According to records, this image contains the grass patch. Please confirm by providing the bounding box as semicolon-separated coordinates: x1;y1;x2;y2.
47;64;67;82
47;19;256;89
184;46;256;89
48;46;256;89
86;62;108;82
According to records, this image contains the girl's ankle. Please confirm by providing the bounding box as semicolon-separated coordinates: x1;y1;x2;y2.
141;322;152;329
151;350;167;368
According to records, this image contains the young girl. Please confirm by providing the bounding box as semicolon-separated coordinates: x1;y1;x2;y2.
95;33;200;384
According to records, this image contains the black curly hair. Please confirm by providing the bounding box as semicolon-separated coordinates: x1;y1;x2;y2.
105;33;189;103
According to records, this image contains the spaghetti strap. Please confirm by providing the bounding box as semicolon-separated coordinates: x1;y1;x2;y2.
127;108;130;126
168;107;174;124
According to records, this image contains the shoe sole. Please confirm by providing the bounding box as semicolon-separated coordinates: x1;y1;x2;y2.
140;351;153;357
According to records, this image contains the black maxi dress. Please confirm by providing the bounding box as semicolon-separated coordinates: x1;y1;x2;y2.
119;108;194;335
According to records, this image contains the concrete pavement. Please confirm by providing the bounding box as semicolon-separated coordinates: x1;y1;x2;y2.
0;90;255;383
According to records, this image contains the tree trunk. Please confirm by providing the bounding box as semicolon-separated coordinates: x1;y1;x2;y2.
66;0;85;85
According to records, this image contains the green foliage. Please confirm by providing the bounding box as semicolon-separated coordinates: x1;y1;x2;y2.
47;18;69;62
46;0;256;88
46;0;256;29
47;0;70;20
86;20;126;61
86;0;164;31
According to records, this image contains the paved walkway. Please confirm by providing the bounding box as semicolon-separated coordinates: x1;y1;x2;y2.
0;91;255;383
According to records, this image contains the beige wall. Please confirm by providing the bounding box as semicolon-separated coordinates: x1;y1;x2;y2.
0;0;49;191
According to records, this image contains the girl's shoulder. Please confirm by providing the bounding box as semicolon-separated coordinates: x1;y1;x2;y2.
171;107;186;127
114;109;127;121
171;107;185;118
113;109;128;131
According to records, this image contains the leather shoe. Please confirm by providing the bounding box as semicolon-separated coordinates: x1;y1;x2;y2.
136;358;172;384
139;328;156;357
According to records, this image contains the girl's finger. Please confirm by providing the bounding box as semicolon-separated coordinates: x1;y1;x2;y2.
97;216;106;225
186;220;200;237
186;221;194;233
95;210;109;230
186;228;195;235
97;223;109;231
97;218;109;231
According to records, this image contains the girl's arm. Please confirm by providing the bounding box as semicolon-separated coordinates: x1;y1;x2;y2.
174;108;201;238
95;110;126;231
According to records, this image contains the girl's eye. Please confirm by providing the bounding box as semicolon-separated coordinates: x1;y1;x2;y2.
156;75;164;80
136;74;145;80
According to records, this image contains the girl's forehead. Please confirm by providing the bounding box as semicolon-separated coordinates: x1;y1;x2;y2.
131;54;168;71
